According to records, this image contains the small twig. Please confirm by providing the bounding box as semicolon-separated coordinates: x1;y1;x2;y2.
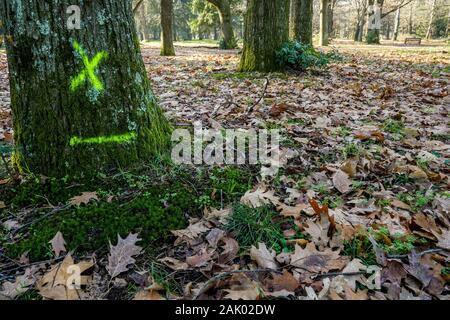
246;78;269;115
193;268;280;300
387;248;446;259
312;271;366;280
12;204;70;235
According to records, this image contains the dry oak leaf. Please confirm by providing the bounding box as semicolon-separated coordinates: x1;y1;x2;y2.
171;221;209;241
204;207;233;224
159;257;189;271
106;233;143;279
413;213;441;239
330;259;367;294
240;185;280;208
250;243;278;270
69;192;99;206
49;231;67;257
332;170;352;194
0;267;39;299
223;274;261;300
134;282;165;300
277;203;309;219
436;229;450;250
290;242;347;273
37;254;93;300
0;200;5;209
186;248;214;268
218;237;239;264
265;270;299;292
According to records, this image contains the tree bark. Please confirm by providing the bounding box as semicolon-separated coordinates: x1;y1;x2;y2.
0;0;171;177
206;0;236;49
161;0;176;56
367;0;383;44
239;0;289;72
446;8;450;38
393;7;400;41
425;0;437;40
408;3;413;34
290;0;313;45
320;0;330;46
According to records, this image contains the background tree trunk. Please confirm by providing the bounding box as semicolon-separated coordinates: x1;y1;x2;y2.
393;7;400;41
367;0;383;44
161;0;176;56
408;3;413;34
320;0;330;46
206;0;236;49
425;0;437;40
239;0;290;72
290;0;313;45
446;8;450;38
0;0;171;177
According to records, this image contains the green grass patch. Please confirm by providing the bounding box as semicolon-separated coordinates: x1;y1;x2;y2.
225;204;286;254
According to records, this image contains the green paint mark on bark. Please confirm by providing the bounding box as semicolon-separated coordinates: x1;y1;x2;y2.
69;132;137;146
70;41;108;92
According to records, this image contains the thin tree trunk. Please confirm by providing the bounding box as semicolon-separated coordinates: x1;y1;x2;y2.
207;0;236;49
393;7;400;41
320;0;330;46
408;3;414;34
446;8;450;38
161;0;176;56
367;0;383;44
0;0;170;176
290;0;313;45
426;0;437;40
239;0;290;72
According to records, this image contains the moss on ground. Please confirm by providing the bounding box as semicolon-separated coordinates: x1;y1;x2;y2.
1;164;258;261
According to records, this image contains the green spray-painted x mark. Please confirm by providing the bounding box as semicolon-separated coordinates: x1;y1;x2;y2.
70;41;108;92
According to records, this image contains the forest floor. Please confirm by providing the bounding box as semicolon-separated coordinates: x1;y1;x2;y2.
0;42;449;300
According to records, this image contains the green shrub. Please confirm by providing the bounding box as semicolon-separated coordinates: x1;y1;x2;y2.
276;41;329;71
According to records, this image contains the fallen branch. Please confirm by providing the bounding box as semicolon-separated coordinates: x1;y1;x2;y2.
193;268;280;300
246;77;269;115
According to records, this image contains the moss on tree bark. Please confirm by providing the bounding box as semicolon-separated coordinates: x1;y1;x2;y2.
290;0;313;45
239;0;289;72
1;0;171;177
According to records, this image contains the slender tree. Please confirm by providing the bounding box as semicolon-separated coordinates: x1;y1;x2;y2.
367;0;384;44
239;0;290;72
425;0;437;39
290;0;313;45
206;0;237;49
320;0;330;46
0;0;171;177
393;7;401;41
161;0;176;55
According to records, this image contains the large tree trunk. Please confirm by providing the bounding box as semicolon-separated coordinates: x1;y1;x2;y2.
320;0;330;46
239;0;289;72
367;0;383;44
425;0;437;40
290;0;313;45
393;7;400;41
0;0;171;177
206;0;236;49
161;0;176;56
